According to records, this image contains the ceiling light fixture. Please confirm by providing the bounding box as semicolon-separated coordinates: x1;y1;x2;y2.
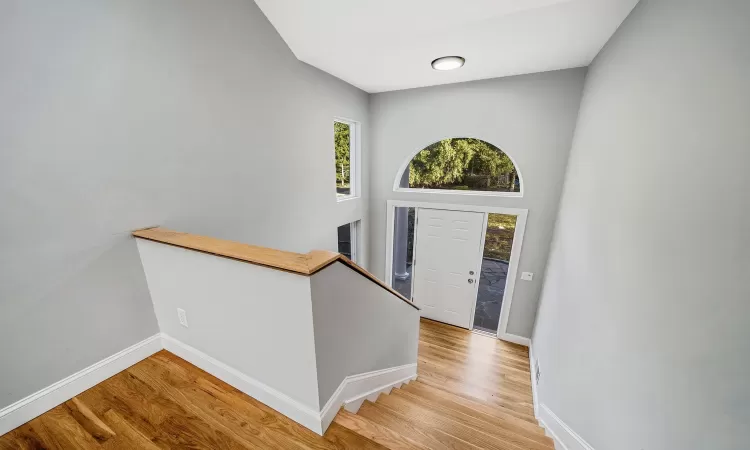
431;56;465;71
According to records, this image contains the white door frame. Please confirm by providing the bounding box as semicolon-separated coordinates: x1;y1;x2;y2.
349;220;361;264
385;200;528;343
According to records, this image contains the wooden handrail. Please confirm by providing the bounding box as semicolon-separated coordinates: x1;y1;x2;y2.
132;227;418;310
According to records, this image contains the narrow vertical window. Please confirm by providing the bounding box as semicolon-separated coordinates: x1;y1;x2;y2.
473;213;518;333
390;207;416;299
337;221;360;263
334;119;356;199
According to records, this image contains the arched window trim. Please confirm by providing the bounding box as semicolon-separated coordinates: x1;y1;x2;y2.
392;136;525;198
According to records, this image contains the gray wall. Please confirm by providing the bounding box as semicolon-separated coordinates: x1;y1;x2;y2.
368;69;586;337
310;262;420;406
532;1;750;449
137;239;320;410
0;0;368;410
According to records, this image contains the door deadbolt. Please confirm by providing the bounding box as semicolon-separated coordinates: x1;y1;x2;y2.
469;270;475;275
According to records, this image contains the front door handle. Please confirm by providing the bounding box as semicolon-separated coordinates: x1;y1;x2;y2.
468;279;474;284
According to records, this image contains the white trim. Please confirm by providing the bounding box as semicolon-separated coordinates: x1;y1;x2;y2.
392;136;525;198
334;117;360;202
529;344;540;418
161;334;324;434
468;211;490;331
0;334;162;436
337;220;361;264
385;200;528;339
406;207;418;300
538;404;596;450
0;333;417;438
496;210;528;342
499;333;531;347
385;203;396;287
350;220;361;264
319;363;418;433
394;187;523;198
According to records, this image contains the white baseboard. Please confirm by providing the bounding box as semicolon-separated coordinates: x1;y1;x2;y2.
529;345;539;418
160;334;323;434
500;332;531;347
0;333;418;439
538;404;595;450
319;363;418;433
0;334;162;436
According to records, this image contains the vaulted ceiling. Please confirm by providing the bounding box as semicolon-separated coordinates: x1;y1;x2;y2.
254;0;639;93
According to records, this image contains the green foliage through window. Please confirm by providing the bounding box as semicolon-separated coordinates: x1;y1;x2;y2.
483;214;517;261
405;138;519;192
334;121;351;196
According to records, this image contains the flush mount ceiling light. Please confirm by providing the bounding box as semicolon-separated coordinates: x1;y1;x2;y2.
431;56;465;71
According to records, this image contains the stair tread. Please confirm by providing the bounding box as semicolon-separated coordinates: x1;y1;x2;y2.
417;351;533;388
416;371;535;416
358;401;480;450
417;340;532;370
374;392;538;450
417;342;533;376
333;408;430;450
391;389;554;449
404;381;547;436
407;380;539;425
418;334;531;369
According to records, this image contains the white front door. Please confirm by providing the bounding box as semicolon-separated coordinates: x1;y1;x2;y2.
412;208;485;329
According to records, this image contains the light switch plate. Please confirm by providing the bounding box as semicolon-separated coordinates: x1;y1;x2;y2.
521;272;534;281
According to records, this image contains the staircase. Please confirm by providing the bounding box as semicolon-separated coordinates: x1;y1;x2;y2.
332;380;553;449
329;321;554;450
131;229;550;449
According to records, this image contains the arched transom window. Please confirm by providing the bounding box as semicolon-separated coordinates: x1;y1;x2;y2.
394;138;522;196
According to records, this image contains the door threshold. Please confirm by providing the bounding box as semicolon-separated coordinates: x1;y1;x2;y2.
420;317;471;331
471;328;498;338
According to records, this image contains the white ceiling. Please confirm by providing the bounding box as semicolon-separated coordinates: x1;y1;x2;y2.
254;0;639;93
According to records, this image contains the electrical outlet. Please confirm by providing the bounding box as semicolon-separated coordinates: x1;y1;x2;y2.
177;308;188;327
521;272;534;281
535;360;541;384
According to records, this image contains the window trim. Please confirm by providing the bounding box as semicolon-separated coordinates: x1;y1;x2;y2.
391;136;524;198
349;220;360;263
337;220;361;264
334;117;360;201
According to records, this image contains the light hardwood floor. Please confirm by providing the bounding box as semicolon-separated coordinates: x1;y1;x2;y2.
0;318;550;449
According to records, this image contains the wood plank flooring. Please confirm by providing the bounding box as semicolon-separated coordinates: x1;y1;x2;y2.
0;318;550;449
332;319;552;449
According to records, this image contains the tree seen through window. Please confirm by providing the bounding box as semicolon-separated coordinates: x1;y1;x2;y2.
401;138;520;193
334;121;351;197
